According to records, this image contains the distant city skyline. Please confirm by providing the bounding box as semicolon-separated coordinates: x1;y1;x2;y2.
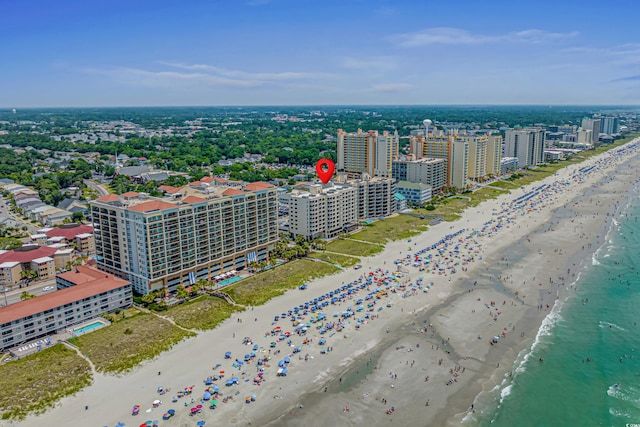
3;0;640;108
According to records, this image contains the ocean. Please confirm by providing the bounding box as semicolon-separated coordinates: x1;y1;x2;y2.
475;179;640;426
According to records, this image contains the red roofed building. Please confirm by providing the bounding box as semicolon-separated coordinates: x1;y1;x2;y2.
0;245;69;284
244;181;274;191
128;200;178;213
95;194;120;203
43;223;95;254
0;266;131;351
182;196;207;204
222;188;244;196
157;185;184;194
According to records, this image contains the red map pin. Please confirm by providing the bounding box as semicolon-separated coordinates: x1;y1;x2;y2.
315;158;335;184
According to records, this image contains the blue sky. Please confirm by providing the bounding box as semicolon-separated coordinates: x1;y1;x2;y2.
2;0;640;107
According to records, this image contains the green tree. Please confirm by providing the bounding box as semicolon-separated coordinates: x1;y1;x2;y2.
176;285;188;300
20;291;36;300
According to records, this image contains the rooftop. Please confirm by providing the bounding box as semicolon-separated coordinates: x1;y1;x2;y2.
45;224;93;240
0;266;130;325
0;245;58;264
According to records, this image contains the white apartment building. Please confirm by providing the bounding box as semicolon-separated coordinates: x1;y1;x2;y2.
288;177;396;240
504;129;545;168
581;118;601;144
289;184;357;240
392;158;447;193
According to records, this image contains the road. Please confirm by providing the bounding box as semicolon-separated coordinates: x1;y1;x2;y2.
0;278;57;306
83;179;110;197
0;198;39;234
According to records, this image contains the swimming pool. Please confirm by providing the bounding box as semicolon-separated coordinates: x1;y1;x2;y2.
218;276;242;286
73;321;105;335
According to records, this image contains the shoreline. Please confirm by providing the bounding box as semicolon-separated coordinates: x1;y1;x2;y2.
4;138;640;427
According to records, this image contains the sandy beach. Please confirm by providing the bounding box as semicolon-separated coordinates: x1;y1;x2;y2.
4;138;640;427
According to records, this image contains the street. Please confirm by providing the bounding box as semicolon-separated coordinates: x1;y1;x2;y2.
1;278;57;306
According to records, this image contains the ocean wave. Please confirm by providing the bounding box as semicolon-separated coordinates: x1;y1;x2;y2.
515;303;564;373
609;407;633;419
599;320;626;331
607;383;640;405
499;384;513;402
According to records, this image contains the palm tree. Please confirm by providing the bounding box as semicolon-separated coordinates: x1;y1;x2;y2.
141;293;155;305
176;285;188;300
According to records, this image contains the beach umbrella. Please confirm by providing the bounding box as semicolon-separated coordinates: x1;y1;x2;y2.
284;357;291;363
203;392;211;400
168;409;175;415
211;399;218;405
197;421;206;426
232;377;239;383
278;360;285;367
212;385;219;391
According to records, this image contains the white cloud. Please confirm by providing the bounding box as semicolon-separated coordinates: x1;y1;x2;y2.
391;27;578;47
83;67;262;88
370;83;411;92
156;61;332;81
82;62;333;89
341;56;397;70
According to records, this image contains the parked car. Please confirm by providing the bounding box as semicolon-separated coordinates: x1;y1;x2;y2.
354;264;362;270
42;286;55;291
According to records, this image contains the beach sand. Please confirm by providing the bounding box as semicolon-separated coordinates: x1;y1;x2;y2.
5;138;640;427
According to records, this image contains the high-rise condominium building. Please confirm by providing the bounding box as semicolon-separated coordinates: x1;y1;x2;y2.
337;129;398;178
392;158;447;192
504;129;545;168
288;177;396;240
600;117;620;135
408;136;469;189
581;118;601;144
460;135;503;180
90;180;278;295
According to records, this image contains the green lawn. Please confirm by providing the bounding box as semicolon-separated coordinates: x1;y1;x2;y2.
352;215;430;243
308;251;360;268
164;295;243;330
226;259;339;306
69;312;195;374
325;238;384;256
0;345;92;420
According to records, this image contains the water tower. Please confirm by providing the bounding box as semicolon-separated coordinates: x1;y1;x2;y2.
422;119;432;137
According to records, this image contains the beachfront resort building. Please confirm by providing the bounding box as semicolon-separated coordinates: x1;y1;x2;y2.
395;181;432;204
500;157;519;174
458;135;503;181
90;179;278;295
392;158;447;193
288;176;396;240
581;118;602;145
504;129;545;169
408;136;470;190
337;129;399;178
0;266;131;351
600;117;620;135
